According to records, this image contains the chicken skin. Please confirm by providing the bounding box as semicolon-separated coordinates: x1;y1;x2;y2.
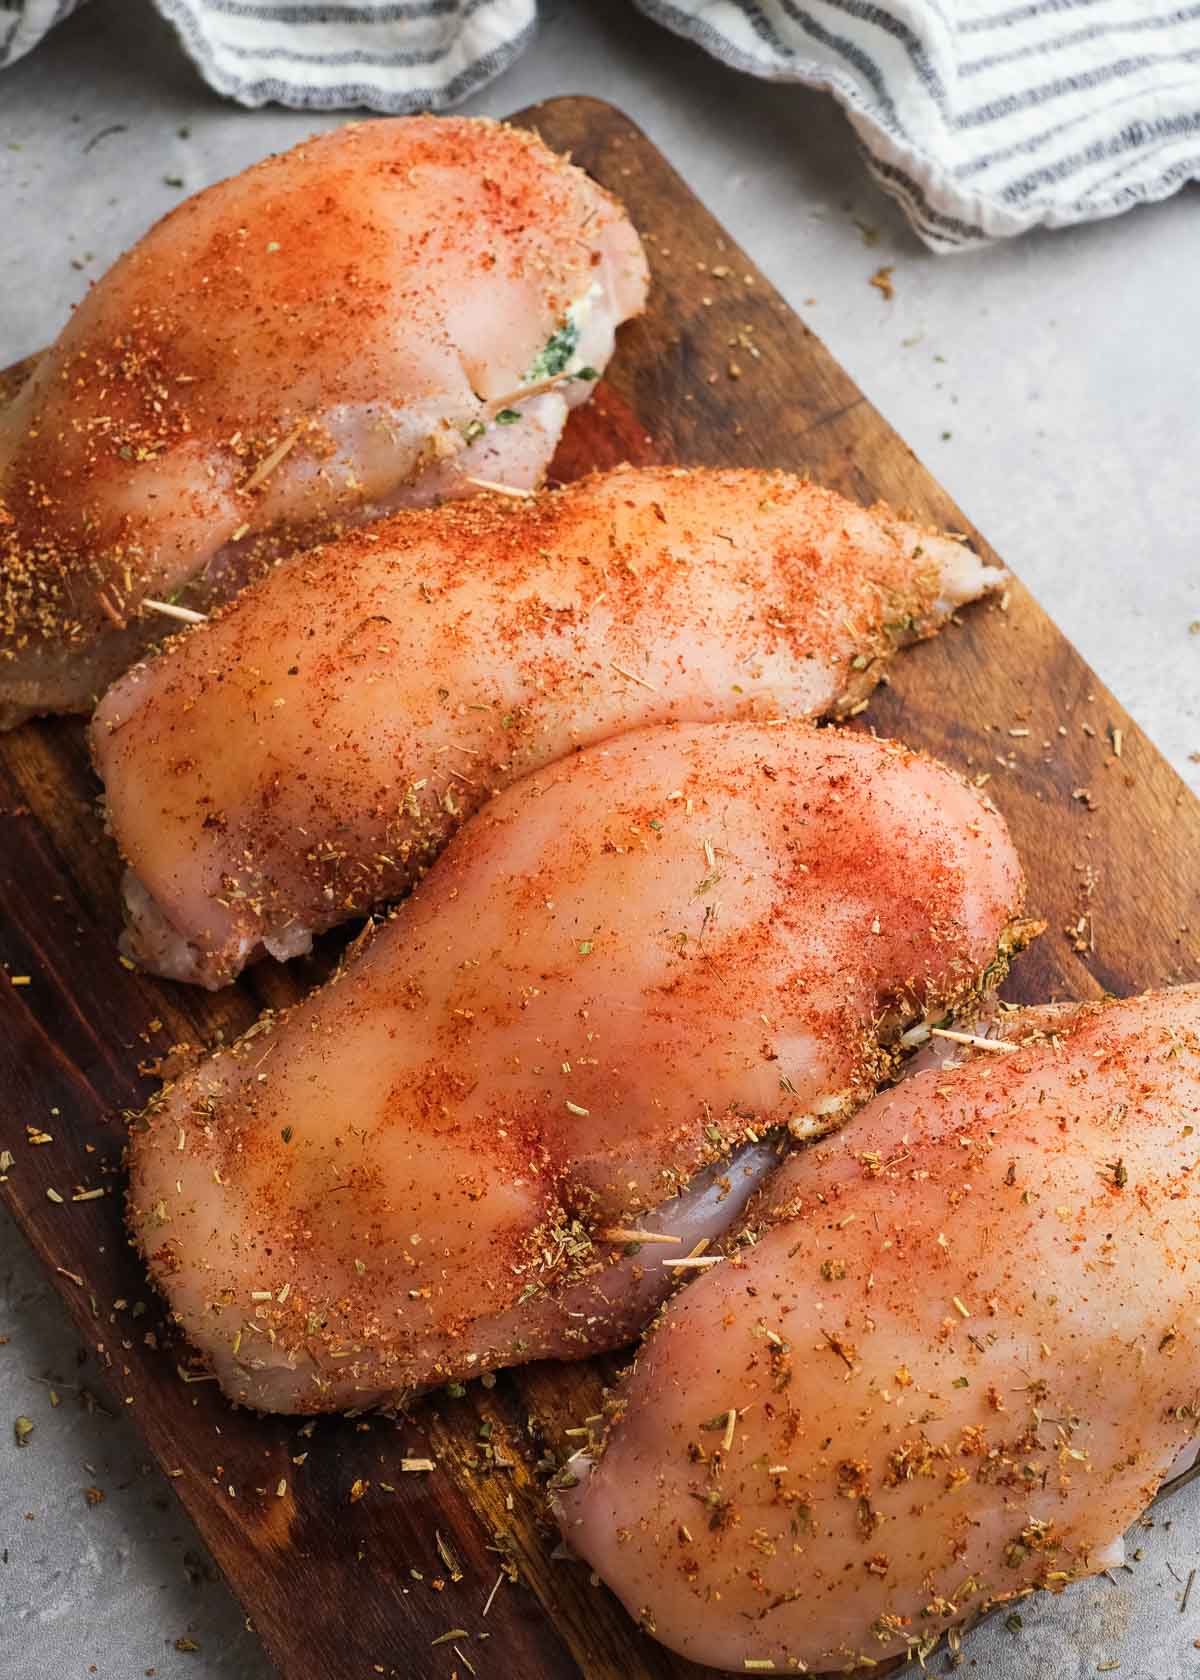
558;986;1200;1675
92;467;1002;987
127;720;1027;1413
0;116;647;726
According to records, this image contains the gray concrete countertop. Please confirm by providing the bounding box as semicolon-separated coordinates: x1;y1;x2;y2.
2;3;1199;1676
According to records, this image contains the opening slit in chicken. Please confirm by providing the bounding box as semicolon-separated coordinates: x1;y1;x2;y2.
127;718;1031;1414
0;115;648;725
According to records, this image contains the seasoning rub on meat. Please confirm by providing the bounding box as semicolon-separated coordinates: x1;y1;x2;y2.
0;116;647;726
128;719;1029;1413
93;466;1002;987
558;987;1200;1675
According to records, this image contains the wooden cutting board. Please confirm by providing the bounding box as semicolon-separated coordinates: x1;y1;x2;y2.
2;96;1198;1680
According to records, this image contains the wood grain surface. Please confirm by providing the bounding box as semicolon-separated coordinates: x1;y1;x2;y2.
2;97;1197;1680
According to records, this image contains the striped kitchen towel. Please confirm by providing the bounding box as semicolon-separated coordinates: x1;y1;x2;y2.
4;1;1199;250
1;2;538;110
641;0;1200;249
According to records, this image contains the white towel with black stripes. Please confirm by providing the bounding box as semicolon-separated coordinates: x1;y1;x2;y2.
642;0;1200;248
4;0;1199;250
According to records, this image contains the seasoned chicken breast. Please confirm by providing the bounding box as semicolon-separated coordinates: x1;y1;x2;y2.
558;986;1200;1675
93;466;1002;987
127;720;1028;1413
0;116;647;726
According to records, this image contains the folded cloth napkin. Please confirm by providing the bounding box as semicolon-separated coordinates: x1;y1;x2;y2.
5;0;1199;250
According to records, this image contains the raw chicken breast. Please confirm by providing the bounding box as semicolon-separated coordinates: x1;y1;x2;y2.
0;116;647;726
127;720;1028;1413
558;986;1200;1675
93;466;1002;988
